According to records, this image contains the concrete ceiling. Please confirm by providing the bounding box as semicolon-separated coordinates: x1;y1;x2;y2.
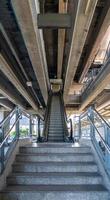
0;0;110;115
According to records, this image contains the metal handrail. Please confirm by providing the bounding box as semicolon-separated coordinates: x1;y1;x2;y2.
60;93;72;140
93;108;110;130
87;114;110;154
0;107;17;127
43;93;52;141
0;113;21;149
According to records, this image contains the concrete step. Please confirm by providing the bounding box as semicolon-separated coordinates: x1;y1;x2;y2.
49;127;63;130
20;146;91;154
49;125;63;128
48;135;64;139
16;153;94;162
7;172;102;185
48;131;64;134
48;133;64;137
1;185;108;200
13;162;98;173
48;138;64;142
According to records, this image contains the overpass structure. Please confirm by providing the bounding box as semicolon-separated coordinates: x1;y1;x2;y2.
0;0;110;199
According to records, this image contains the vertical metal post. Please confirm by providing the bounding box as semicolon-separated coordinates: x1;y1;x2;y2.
37;117;41;142
16;107;19;139
0;126;4;173
29;116;32;138
89;106;95;139
70;119;73;141
105;126;110;170
78;116;81;141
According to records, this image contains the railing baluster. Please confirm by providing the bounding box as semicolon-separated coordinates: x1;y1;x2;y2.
37;117;41;142
105;126;110;170
29;116;32;138
16;107;20;139
0;126;4;173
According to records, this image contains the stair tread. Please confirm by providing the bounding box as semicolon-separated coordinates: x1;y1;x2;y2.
13;161;97;165
9;172;101;177
17;153;93;156
2;184;107;192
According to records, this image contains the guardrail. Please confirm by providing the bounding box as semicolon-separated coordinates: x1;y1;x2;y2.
74;106;110;175
60;93;73;142
0;106;44;174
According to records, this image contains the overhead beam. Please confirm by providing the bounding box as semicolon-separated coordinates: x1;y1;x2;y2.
0;99;14;110
79;0;110;82
64;0;98;102
0;54;38;111
79;58;110;111
11;0;49;105
57;0;68;78
37;14;71;29
0;87;26;110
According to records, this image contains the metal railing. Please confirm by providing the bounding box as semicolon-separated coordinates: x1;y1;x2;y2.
75;106;110;175
60;93;73;142
42;93;52;142
81;40;110;94
0;106;44;174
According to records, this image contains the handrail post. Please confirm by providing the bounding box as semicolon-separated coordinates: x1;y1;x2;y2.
70;119;73;141
105;125;110;170
0;126;4;173
37;117;41;142
78;116;81;141
89;106;95;139
16;107;19;139
29;116;32;138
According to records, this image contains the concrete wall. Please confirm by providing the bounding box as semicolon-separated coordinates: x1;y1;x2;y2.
0;138;32;191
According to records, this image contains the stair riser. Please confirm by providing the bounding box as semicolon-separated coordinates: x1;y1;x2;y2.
49;126;63;129
48;134;64;137
7;176;102;185
48;136;64;139
1;191;108;200
13;165;98;173
20;148;91;154
49;129;63;131
16;155;94;162
48;138;64;141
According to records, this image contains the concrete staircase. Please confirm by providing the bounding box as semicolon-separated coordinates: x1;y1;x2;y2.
0;143;109;200
48;94;64;142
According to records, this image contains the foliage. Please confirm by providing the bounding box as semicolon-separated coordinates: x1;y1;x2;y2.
10;128;29;137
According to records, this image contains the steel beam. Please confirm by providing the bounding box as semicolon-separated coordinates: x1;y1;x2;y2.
37;14;71;29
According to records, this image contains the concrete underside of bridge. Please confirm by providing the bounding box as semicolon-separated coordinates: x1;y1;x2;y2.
0;0;110;118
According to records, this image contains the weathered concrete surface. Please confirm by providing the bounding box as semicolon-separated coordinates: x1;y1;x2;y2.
11;0;49;105
0;138;32;191
79;2;110;82
0;54;38;111
57;0;68;79
79;58;110;111
64;0;98;102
